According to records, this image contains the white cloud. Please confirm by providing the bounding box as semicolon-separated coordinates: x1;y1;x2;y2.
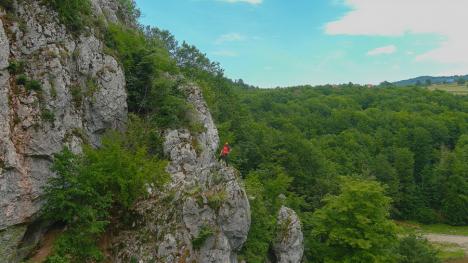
219;0;262;5
212;50;239;57
215;33;246;44
367;45;396;56
325;0;468;72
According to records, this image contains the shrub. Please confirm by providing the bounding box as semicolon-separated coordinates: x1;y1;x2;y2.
16;74;28;85
192;225;214;249
85;77;100;97
69;85;83;107
397;234;440;263
7;60;24;74
41;108;55;123
104;24;189;129
0;0;14;11
26;80;42;91
117;0;140;22
43;0;92;33
207;190;227;211
43;127;169;261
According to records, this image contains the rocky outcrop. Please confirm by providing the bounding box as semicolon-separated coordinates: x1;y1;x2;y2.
111;83;251;262
0;1;127;261
273;206;304;263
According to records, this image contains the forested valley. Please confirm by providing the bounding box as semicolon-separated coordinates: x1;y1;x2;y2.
3;0;465;262
150;27;468;261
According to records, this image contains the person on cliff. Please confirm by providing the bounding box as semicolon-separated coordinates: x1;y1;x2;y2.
219;142;231;166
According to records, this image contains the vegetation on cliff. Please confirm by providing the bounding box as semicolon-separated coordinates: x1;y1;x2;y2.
32;0;467;262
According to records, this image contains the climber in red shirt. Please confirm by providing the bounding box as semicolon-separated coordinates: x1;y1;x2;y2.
219;142;231;165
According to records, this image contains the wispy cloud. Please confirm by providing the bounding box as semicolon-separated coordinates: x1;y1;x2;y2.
215;33;246;45
367;45;397;56
212;50;239;57
325;0;468;72
218;0;262;5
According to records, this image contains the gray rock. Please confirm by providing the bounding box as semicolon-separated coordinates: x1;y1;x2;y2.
0;225;28;263
1;1;251;262
111;83;250;262
0;0;127;260
273;206;304;263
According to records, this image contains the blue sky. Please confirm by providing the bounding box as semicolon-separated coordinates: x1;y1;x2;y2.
135;0;468;88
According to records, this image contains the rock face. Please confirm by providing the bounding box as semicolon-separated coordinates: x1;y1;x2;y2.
0;1;127;261
273;206;304;263
111;83;251;262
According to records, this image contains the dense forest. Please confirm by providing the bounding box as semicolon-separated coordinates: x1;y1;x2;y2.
204;82;468;261
144;24;468;261
9;0;466;262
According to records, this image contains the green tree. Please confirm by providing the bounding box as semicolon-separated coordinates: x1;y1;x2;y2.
397;235;440;263
43;125;169;261
457;78;466;85
309;177;398;263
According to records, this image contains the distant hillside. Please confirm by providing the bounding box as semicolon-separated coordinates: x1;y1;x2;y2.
394;75;468;86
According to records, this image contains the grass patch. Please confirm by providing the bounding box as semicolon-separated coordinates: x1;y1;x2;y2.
192;225;214;250
15;75;43;93
43;0;92;34
16;74;28;85
26;80;42;92
7;60;25;74
69;85;83;108
206;190;227;211
85;77;100;97
41;108;55;123
427;84;468;96
433;243;466;261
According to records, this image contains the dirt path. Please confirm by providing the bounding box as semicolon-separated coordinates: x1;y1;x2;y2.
425;234;468;247
425;234;468;251
28;229;61;263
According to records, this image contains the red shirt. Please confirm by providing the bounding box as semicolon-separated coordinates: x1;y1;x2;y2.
222;145;231;156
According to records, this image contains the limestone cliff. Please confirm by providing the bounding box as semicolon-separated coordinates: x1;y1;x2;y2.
0;0;127;261
273;206;304;263
111;83;251;262
0;1;251;262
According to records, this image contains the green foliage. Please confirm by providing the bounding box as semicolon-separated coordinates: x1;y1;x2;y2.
192;225;214;250
41;108;55;123
206;190;227;211
7;60;25;74
25;79;42;91
0;0;14;11
43;121;169;261
117;0;140;21
69;85;82;107
43;0;92;33
433;242;466;261
397;235;440;263
14;73;44;93
456;78;466;85
104;24;190;128
85;77;100;97
16;74;27;85
181;54;468;260
239;165;295;263
309;177;398;262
